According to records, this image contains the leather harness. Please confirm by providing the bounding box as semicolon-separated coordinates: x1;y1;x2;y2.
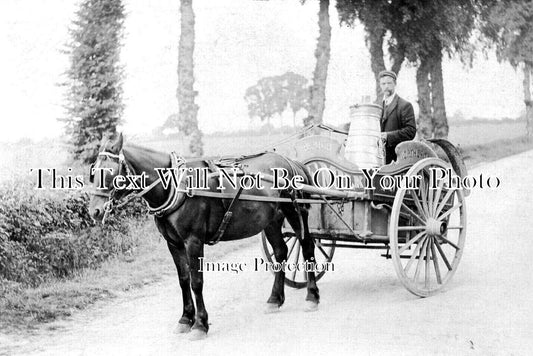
91;151;303;246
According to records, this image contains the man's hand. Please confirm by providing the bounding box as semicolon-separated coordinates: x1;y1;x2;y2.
380;132;388;142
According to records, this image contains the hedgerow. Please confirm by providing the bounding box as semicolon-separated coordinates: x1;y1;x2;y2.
0;182;147;287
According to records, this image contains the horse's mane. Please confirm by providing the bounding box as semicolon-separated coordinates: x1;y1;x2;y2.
122;143;171;169
124;143;166;155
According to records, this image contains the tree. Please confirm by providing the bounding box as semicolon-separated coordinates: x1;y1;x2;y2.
177;0;203;156
306;0;331;126
482;0;533;139
244;76;288;127
61;0;125;163
336;1;393;96
159;113;180;137
244;72;310;128
337;0;479;139
394;1;478;139
280;72;310;126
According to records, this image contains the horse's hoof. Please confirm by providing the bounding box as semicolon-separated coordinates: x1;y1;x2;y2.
188;328;208;341
174;323;192;334
264;303;281;314
304;300;319;312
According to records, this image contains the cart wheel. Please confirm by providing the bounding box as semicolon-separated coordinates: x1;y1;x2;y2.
261;226;335;289
390;158;466;297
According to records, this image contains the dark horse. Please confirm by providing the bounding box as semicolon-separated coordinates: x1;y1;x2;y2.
88;134;320;340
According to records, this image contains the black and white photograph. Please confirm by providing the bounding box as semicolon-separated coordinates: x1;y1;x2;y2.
1;0;532;355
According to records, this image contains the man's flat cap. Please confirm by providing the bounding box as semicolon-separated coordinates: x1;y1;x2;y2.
378;70;397;81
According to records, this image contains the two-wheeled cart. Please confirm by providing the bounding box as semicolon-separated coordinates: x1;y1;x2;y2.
260;127;469;297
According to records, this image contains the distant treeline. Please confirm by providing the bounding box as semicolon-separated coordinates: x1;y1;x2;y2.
448;116;525;126
205;117;525;137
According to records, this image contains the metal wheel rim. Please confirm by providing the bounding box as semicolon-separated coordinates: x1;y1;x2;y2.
389;158;467;297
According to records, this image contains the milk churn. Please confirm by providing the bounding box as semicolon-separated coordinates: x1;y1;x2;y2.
344;103;385;167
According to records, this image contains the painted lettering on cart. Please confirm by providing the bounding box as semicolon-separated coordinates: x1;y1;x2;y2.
300;141;334;153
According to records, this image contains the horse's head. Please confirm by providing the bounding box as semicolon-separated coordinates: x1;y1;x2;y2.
88;133;132;222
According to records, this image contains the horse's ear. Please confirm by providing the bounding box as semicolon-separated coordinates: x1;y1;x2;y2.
100;139;109;152
109;132;123;154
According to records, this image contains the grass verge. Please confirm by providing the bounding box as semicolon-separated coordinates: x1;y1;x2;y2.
461;135;533;167
0;218;257;334
0;220;171;333
1;135;532;335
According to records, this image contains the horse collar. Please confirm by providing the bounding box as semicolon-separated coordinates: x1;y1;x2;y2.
148;151;189;217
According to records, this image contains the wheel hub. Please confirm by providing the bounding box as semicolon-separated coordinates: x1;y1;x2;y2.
426;218;447;236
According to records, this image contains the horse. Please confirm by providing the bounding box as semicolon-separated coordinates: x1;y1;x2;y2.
88;133;320;340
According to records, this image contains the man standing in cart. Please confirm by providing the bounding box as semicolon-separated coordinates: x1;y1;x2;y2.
378;70;417;164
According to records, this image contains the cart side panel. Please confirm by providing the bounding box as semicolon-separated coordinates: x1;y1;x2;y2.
320;200;367;235
370;205;389;237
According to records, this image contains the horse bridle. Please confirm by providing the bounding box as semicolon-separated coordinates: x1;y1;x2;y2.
89;150;189;223
89;150;137;223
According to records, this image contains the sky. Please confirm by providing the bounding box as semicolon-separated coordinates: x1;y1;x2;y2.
0;0;525;142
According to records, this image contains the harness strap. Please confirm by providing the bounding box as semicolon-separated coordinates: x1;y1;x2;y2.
288;187;306;245
207;186;244;246
204;157;244;245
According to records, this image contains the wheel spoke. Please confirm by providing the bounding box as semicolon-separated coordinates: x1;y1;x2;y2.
432;180;445;216
405;236;426;273
316;244;330;260
434;238;452;270
401;202;426;225
425;237;431;289
399;231;426;254
438;203;462;222
409;189;428;220
420;176;431;218
446;226;464;230
430;237;442;284
438;235;460;250
427;172;434;216
414;238;428;282
287;237;298;260
435;188;455;217
292;240;300;281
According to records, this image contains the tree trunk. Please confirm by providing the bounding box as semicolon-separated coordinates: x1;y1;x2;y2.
523;62;532;140
366;25;386;98
177;0;202;155
416;56;433;139
390;43;405;78
308;0;331;125
189;128;203;156
430;50;448;139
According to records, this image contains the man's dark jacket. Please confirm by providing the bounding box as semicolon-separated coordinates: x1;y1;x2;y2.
381;95;417;163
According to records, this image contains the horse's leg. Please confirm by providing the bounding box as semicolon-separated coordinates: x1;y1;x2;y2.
283;206;320;311
263;215;287;312
186;237;209;340
156;220;195;333
166;240;196;333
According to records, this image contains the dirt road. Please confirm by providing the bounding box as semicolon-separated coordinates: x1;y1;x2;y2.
3;151;533;355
